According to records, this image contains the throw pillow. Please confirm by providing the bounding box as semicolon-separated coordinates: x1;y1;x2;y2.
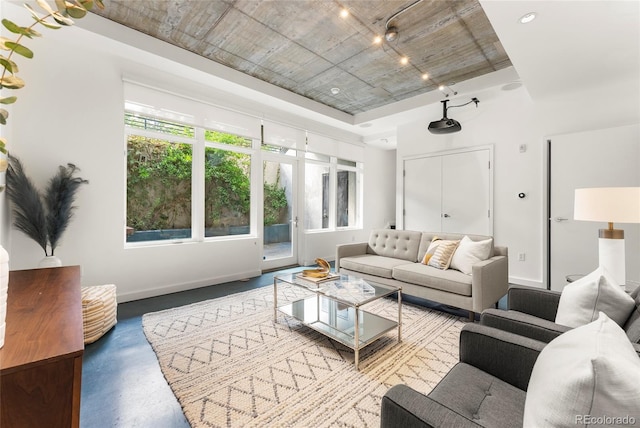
421;236;441;265
555;266;635;328
523;313;640;427
449;236;493;275
427;239;459;270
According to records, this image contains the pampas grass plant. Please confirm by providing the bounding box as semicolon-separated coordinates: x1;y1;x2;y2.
6;155;88;256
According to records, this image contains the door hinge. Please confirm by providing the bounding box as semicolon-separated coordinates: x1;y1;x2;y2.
488;161;491;169
488;210;491;218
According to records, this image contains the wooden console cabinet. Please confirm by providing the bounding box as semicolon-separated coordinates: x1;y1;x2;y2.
0;266;83;428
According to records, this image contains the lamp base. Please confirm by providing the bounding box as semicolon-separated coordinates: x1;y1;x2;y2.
598;233;625;288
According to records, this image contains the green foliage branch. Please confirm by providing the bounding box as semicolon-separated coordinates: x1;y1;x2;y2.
0;0;105;155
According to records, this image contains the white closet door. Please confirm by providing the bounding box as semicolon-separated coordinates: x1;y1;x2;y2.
403;148;492;235
404;156;441;231
442;150;491;235
549;124;640;291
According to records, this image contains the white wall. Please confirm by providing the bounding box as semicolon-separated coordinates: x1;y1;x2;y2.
1;2;395;301
397;83;640;287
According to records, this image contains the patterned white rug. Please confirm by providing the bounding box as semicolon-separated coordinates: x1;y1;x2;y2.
142;284;464;427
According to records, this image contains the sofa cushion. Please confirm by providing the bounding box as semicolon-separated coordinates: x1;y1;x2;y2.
555;266;635;328
429;362;525;428
368;229;422;262
524;313;640;427
339;255;412;279
418;232;494;263
393;263;472;296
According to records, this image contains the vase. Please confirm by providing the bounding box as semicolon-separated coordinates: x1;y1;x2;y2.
38;255;62;268
0;245;9;348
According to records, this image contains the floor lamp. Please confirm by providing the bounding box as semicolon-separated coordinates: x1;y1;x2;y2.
574;187;640;290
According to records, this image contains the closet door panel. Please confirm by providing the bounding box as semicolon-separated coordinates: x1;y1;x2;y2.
404;156;442;231
442;150;491;235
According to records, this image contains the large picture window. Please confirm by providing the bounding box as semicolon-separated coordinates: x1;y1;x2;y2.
126;115;194;242
125;112;254;243
204;131;252;237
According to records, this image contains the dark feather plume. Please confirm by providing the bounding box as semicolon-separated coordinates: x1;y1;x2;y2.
44;163;88;256
6;155;48;255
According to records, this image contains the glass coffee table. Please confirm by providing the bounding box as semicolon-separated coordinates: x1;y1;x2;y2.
273;272;402;370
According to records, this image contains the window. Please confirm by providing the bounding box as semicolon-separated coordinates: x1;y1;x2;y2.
125;112;254;243
304;153;362;231
204;131;252;237
304;161;331;230
126;114;194;242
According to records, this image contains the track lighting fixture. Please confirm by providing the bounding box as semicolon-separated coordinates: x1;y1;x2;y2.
385;26;399;42
384;0;424;43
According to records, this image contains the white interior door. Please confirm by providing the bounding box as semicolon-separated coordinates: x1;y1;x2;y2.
549;124;640;291
403;147;492;235
442;150;491;235
404;156;442;231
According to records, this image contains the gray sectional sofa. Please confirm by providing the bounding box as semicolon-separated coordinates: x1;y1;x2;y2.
336;229;508;320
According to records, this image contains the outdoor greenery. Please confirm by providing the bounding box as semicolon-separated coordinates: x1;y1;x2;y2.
126;129;289;233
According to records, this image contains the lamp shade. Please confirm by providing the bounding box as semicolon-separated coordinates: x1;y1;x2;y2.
574;187;640;223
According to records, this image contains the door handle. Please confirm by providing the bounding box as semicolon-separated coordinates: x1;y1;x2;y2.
443;213;451;218
554;217;568;222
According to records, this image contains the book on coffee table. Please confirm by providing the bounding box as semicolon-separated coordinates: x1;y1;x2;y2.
295;272;340;284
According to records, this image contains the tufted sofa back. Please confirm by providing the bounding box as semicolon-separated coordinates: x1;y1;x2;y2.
367;229;422;262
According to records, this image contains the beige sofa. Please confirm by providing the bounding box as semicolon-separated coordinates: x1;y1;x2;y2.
336;229;509;320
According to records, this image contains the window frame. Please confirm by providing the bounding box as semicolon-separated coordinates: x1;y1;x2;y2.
124;110;258;247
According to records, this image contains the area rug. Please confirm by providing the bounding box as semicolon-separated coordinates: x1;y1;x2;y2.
142;284;464;427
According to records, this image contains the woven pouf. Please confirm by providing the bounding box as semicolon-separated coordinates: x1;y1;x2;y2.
81;284;117;344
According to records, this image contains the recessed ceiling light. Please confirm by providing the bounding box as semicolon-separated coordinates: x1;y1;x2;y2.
519;12;537;24
373;35;382;44
340;8;349;18
438;85;445;91
330;87;340;95
400;56;409;65
421;73;429;80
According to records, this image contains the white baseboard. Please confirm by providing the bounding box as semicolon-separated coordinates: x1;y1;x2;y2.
117;269;262;303
508;276;544;289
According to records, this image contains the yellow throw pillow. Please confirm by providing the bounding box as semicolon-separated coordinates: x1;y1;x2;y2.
421;236;441;264
427;239;460;269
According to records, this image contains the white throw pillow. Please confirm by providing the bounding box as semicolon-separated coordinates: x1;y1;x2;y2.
524;313;640;428
555;266;635;328
449;236;493;275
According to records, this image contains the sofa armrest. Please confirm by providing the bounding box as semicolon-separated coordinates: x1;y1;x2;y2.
470;255;509;312
381;384;482;428
459;323;545;391
335;242;368;270
507;285;561;321
480;308;570;343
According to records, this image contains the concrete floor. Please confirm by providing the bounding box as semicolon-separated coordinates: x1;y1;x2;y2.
80;266;505;427
80;269;293;428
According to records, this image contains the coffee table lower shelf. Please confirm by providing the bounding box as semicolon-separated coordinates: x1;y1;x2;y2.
277;296;399;369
